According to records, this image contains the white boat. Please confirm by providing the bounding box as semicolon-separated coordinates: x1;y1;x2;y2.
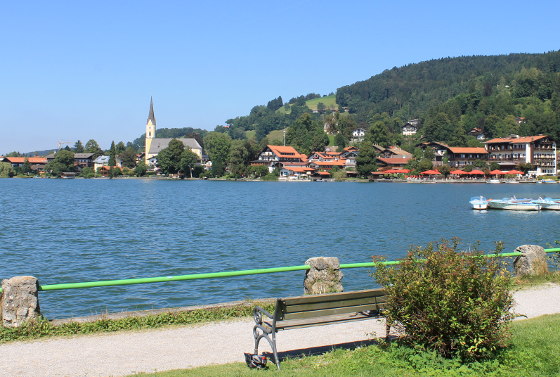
487;197;541;211
487;179;501;184
533;197;560;210
469;196;488;210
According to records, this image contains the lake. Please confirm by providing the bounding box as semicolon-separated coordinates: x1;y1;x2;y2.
0;178;558;319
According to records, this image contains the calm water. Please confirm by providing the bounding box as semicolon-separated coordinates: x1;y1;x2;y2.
1;179;559;319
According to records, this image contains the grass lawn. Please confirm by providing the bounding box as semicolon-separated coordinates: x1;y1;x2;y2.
306;95;337;111
131;314;560;377
266;129;287;144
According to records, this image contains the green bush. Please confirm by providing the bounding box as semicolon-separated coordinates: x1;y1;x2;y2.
79;167;95;178
261;173;278;181
374;239;513;360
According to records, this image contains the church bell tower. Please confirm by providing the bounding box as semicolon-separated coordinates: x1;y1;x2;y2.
145;97;156;164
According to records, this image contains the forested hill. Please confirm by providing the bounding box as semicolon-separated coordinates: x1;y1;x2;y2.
220;50;560;148
336;51;560;124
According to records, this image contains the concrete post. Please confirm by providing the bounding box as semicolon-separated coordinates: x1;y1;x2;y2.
304;257;344;295
1;276;41;328
513;245;549;277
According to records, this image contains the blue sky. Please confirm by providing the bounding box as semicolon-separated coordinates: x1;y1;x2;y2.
2;0;559;153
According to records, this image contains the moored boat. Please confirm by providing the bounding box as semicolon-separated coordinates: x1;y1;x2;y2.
533;197;560;210
487;179;501;184
487;197;541;211
469;196;488;210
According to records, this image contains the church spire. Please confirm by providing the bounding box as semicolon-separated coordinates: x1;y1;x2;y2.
147;96;156;125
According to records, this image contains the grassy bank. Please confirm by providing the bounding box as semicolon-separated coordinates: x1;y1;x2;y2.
132;314;560;377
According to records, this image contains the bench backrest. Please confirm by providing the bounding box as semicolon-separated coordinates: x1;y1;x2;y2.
275;288;387;322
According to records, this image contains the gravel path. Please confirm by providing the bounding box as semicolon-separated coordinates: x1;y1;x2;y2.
1;284;559;377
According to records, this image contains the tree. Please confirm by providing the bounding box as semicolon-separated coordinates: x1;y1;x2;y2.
266;96;283;111
334;133;346;151
45;150;75;176
355;142;378;177
108;141;116;167
108;167;122;179
0;162;15;177
119;147;137;168
157;139;185;175
438;164;451;177
74;140;84;153
366;120;392;147
285;113;328;155
115;141;126;154
80;167;95;178
249;165;268;178
134;161;148;177
517;162;534;173
423;112;456;142
203;132;232;177
227;140;250;178
85;139;103;158
317;102;326;114
21;158;33;175
179;148;199;178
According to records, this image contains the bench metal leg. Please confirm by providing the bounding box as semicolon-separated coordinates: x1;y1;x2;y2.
253;325;280;369
385;320;392;340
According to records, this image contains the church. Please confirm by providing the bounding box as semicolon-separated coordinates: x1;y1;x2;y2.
144;98;203;165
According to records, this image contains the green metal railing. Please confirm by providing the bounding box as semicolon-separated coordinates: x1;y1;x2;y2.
1;248;559;294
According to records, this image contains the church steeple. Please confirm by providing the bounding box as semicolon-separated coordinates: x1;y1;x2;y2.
147;96;156;126
145;97;157;164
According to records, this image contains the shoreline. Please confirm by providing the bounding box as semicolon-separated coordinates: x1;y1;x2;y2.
1;175;553;184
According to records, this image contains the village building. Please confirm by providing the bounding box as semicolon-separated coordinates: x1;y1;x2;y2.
469;127;486;140
279;166;315;180
45;152;95;169
350;128;366;143
402;119;419;136
417;142;487;167
144;98;203;165
485;135;557;176
1;156;47;172
376;156;412;170
93;155;122;171
379;146;413;159
308;160;347;170
253;145;306;173
446;147;488;167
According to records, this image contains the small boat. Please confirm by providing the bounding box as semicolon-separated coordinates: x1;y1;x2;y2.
540;179;558;184
533;197;560;210
487;179;501;184
487;197;541;211
469;196;488;210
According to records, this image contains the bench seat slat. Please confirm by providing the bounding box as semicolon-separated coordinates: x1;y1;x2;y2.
283;303;382;321
281;289;385;306
276;311;383;330
284;296;386;313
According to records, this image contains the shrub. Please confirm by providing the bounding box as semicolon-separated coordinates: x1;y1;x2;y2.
373;239;513;360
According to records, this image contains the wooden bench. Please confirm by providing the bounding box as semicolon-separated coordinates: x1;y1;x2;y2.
252;288;389;368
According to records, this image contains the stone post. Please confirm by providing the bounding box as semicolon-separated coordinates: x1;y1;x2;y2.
1;276;41;328
304;257;343;295
513;245;549;277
